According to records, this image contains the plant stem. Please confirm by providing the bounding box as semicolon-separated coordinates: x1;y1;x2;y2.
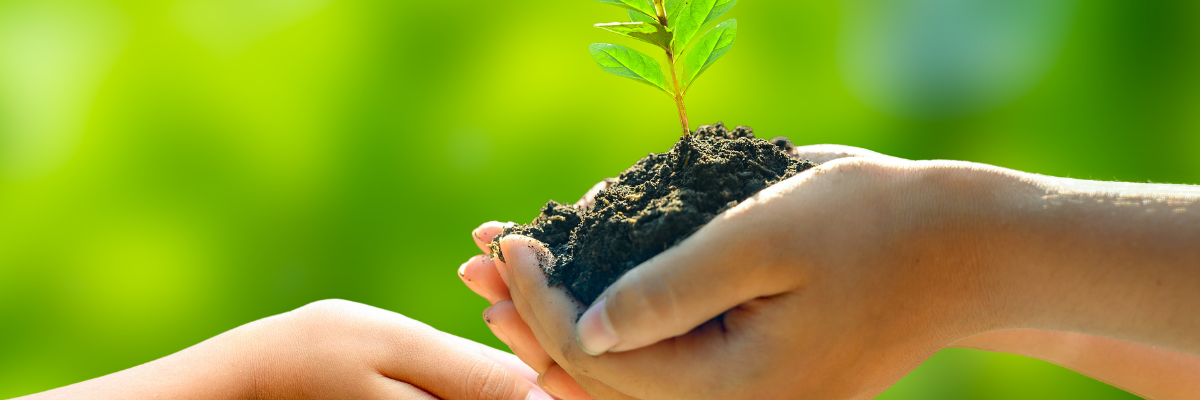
655;0;687;136
653;0;668;26
666;52;690;137
675;95;690;138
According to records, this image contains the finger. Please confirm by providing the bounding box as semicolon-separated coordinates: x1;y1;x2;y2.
446;334;539;386
375;377;441;400
377;323;547;400
398;354;549;400
495;283;641;400
568;374;644;400
499;236;722;399
495;236;582;363
496;276;639;400
483;307;516;349
473;221;514;255
485;300;555;373
460;254;511;304
791;144;900;164
489;268;632;399
539;364;595;400
574;178;616;209
489;252;579;397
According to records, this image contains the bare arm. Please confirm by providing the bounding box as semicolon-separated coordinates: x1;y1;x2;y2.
986;175;1200;355
18;328;254;400
952;329;1200;400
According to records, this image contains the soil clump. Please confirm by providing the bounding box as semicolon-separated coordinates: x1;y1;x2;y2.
492;122;815;305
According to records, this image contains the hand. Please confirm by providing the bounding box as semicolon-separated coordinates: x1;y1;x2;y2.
464;144;1200;399
461;146;908;399
462;223;602;400
240;300;551;400
485;155;996;400
21;299;553;400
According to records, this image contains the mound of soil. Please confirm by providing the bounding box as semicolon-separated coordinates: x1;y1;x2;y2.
492;122;815;305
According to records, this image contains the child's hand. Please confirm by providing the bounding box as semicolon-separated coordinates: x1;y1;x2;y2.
237;300;551;400
22;300;552;400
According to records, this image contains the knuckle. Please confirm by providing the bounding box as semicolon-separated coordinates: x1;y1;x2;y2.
813;157;876;177
820;157;904;185
287;300;348;327
285;299;384;343
295;299;354;316
464;358;518;400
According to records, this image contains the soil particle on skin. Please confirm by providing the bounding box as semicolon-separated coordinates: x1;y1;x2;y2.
491;122;816;305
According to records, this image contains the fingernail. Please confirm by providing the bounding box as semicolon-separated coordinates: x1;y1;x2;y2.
576;298;618;356
458;259;469;280
538;374;563;399
526;388;553;400
482;307;513;345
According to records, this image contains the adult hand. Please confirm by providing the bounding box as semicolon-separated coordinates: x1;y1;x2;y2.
488;155;996;400
464;144;1200;399
21;299;552;400
460;146;899;399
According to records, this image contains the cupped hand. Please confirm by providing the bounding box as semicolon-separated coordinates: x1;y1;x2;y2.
462;144;1200;399
519;157;1021;399
461;145;927;399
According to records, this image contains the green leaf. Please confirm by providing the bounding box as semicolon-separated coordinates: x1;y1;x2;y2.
589;43;669;93
593;0;657;19
596;21;673;51
628;9;658;24
665;0;688;24
671;0;736;53
683;19;736;90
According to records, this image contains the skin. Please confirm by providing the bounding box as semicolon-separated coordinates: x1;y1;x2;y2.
459;145;1200;400
953;330;1200;399
17;299;552;400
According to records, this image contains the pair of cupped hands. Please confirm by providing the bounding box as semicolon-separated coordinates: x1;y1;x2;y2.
458;145;989;400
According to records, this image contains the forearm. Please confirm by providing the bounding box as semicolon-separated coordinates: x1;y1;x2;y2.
952;329;1200;400
18;325;257;400
982;172;1200;354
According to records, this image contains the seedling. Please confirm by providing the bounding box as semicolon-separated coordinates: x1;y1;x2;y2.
590;0;738;137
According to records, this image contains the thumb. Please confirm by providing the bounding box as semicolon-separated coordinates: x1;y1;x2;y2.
575;200;799;355
420;352;553;400
790;144;901;164
378;320;553;400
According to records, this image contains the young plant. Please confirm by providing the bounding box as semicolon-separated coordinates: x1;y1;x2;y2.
590;0;738;137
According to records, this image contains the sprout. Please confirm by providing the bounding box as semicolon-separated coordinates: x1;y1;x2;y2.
590;0;739;137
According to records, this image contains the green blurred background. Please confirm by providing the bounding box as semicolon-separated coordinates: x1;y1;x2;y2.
0;0;1196;398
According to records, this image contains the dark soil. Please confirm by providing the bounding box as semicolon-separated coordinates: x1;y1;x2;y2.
491;122;815;305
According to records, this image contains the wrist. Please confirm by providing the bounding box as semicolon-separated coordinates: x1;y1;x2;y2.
902;162;1045;340
213;316;282;400
980;173;1200;353
245;313;317;400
